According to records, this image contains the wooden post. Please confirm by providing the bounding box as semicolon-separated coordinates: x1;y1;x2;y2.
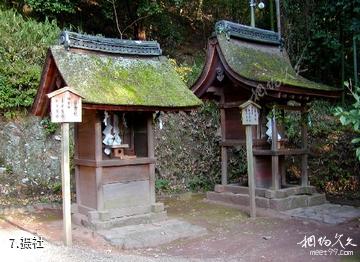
61;123;72;246
147;115;156;204
95;114;103;211
301;110;309;186
245;125;256;218
47;86;83;247
271;116;280;190
220;108;227;185
221;146;228;185
239;100;261;219
74;124;81;211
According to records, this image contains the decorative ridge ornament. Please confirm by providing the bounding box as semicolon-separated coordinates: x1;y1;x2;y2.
59;31;162;56
215;20;281;46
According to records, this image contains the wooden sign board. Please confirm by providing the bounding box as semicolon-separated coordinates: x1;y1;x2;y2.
46;86;84;246
239;100;261;126
47;87;83;123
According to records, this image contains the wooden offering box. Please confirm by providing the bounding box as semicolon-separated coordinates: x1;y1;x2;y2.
74;110;157;221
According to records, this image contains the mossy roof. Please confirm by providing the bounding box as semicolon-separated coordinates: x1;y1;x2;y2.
217;34;338;91
50;45;202;108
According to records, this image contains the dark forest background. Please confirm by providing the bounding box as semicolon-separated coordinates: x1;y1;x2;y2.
3;0;360;89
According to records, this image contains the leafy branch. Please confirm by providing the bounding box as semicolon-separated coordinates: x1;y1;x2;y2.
335;80;360;160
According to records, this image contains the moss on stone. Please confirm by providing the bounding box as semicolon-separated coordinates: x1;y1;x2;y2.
50;46;202;108
217;34;338;91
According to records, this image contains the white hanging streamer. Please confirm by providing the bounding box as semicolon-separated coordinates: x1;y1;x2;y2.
112;114;122;146
266;116;281;143
159;118;163;130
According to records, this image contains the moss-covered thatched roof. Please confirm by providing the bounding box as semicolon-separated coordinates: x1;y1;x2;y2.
50;46;202;108
217;34;338;91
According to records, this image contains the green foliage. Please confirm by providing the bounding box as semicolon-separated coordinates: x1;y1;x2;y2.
40;118;59;135
0;8;60;113
25;0;79;17
155;178;170;193
283;0;360;86
155;100;221;194
187;176;212;192
335;84;360;160
169;57;204;87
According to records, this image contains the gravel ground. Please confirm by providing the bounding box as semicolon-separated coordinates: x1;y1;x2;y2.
0;221;225;262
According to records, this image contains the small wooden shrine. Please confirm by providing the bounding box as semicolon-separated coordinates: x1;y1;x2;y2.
32;31;202;229
192;21;341;211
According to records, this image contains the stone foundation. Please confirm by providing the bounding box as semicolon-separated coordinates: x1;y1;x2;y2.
208;184;327;211
72;202;167;230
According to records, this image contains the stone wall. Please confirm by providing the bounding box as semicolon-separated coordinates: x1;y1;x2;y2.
0;115;61;196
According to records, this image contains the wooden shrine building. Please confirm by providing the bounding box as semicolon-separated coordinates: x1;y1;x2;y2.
32;31;202;229
192;21;341;211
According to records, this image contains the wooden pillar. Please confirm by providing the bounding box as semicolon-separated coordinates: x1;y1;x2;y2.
271;116;280;190
245;125;256;218
74;123;81;208
95;113;103;211
147;115;156;204
221;146;228;185
301;110;309;186
220;108;227;185
61;123;72;246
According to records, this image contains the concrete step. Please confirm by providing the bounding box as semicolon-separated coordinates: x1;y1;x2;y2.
98;219;207;249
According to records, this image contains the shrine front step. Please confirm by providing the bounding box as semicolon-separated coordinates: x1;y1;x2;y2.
214;184;318;199
73;211;167;231
207;190;327;211
97;219;207;249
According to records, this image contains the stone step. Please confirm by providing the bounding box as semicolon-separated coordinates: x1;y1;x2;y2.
98;219;207;249
207;191;270;208
207;191;327;211
214;184;318;199
73;211;167;230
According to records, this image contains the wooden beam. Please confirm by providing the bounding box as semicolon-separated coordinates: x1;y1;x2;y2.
220;139;246;147
253;149;309;156
82;103;198;112
74;157;156;167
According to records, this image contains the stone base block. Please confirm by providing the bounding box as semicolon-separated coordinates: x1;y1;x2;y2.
207;185;327;211
207;191;269;208
269;195;308;211
98;219;207;249
307;193;327;206
73;209;167;231
151;202;165;213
